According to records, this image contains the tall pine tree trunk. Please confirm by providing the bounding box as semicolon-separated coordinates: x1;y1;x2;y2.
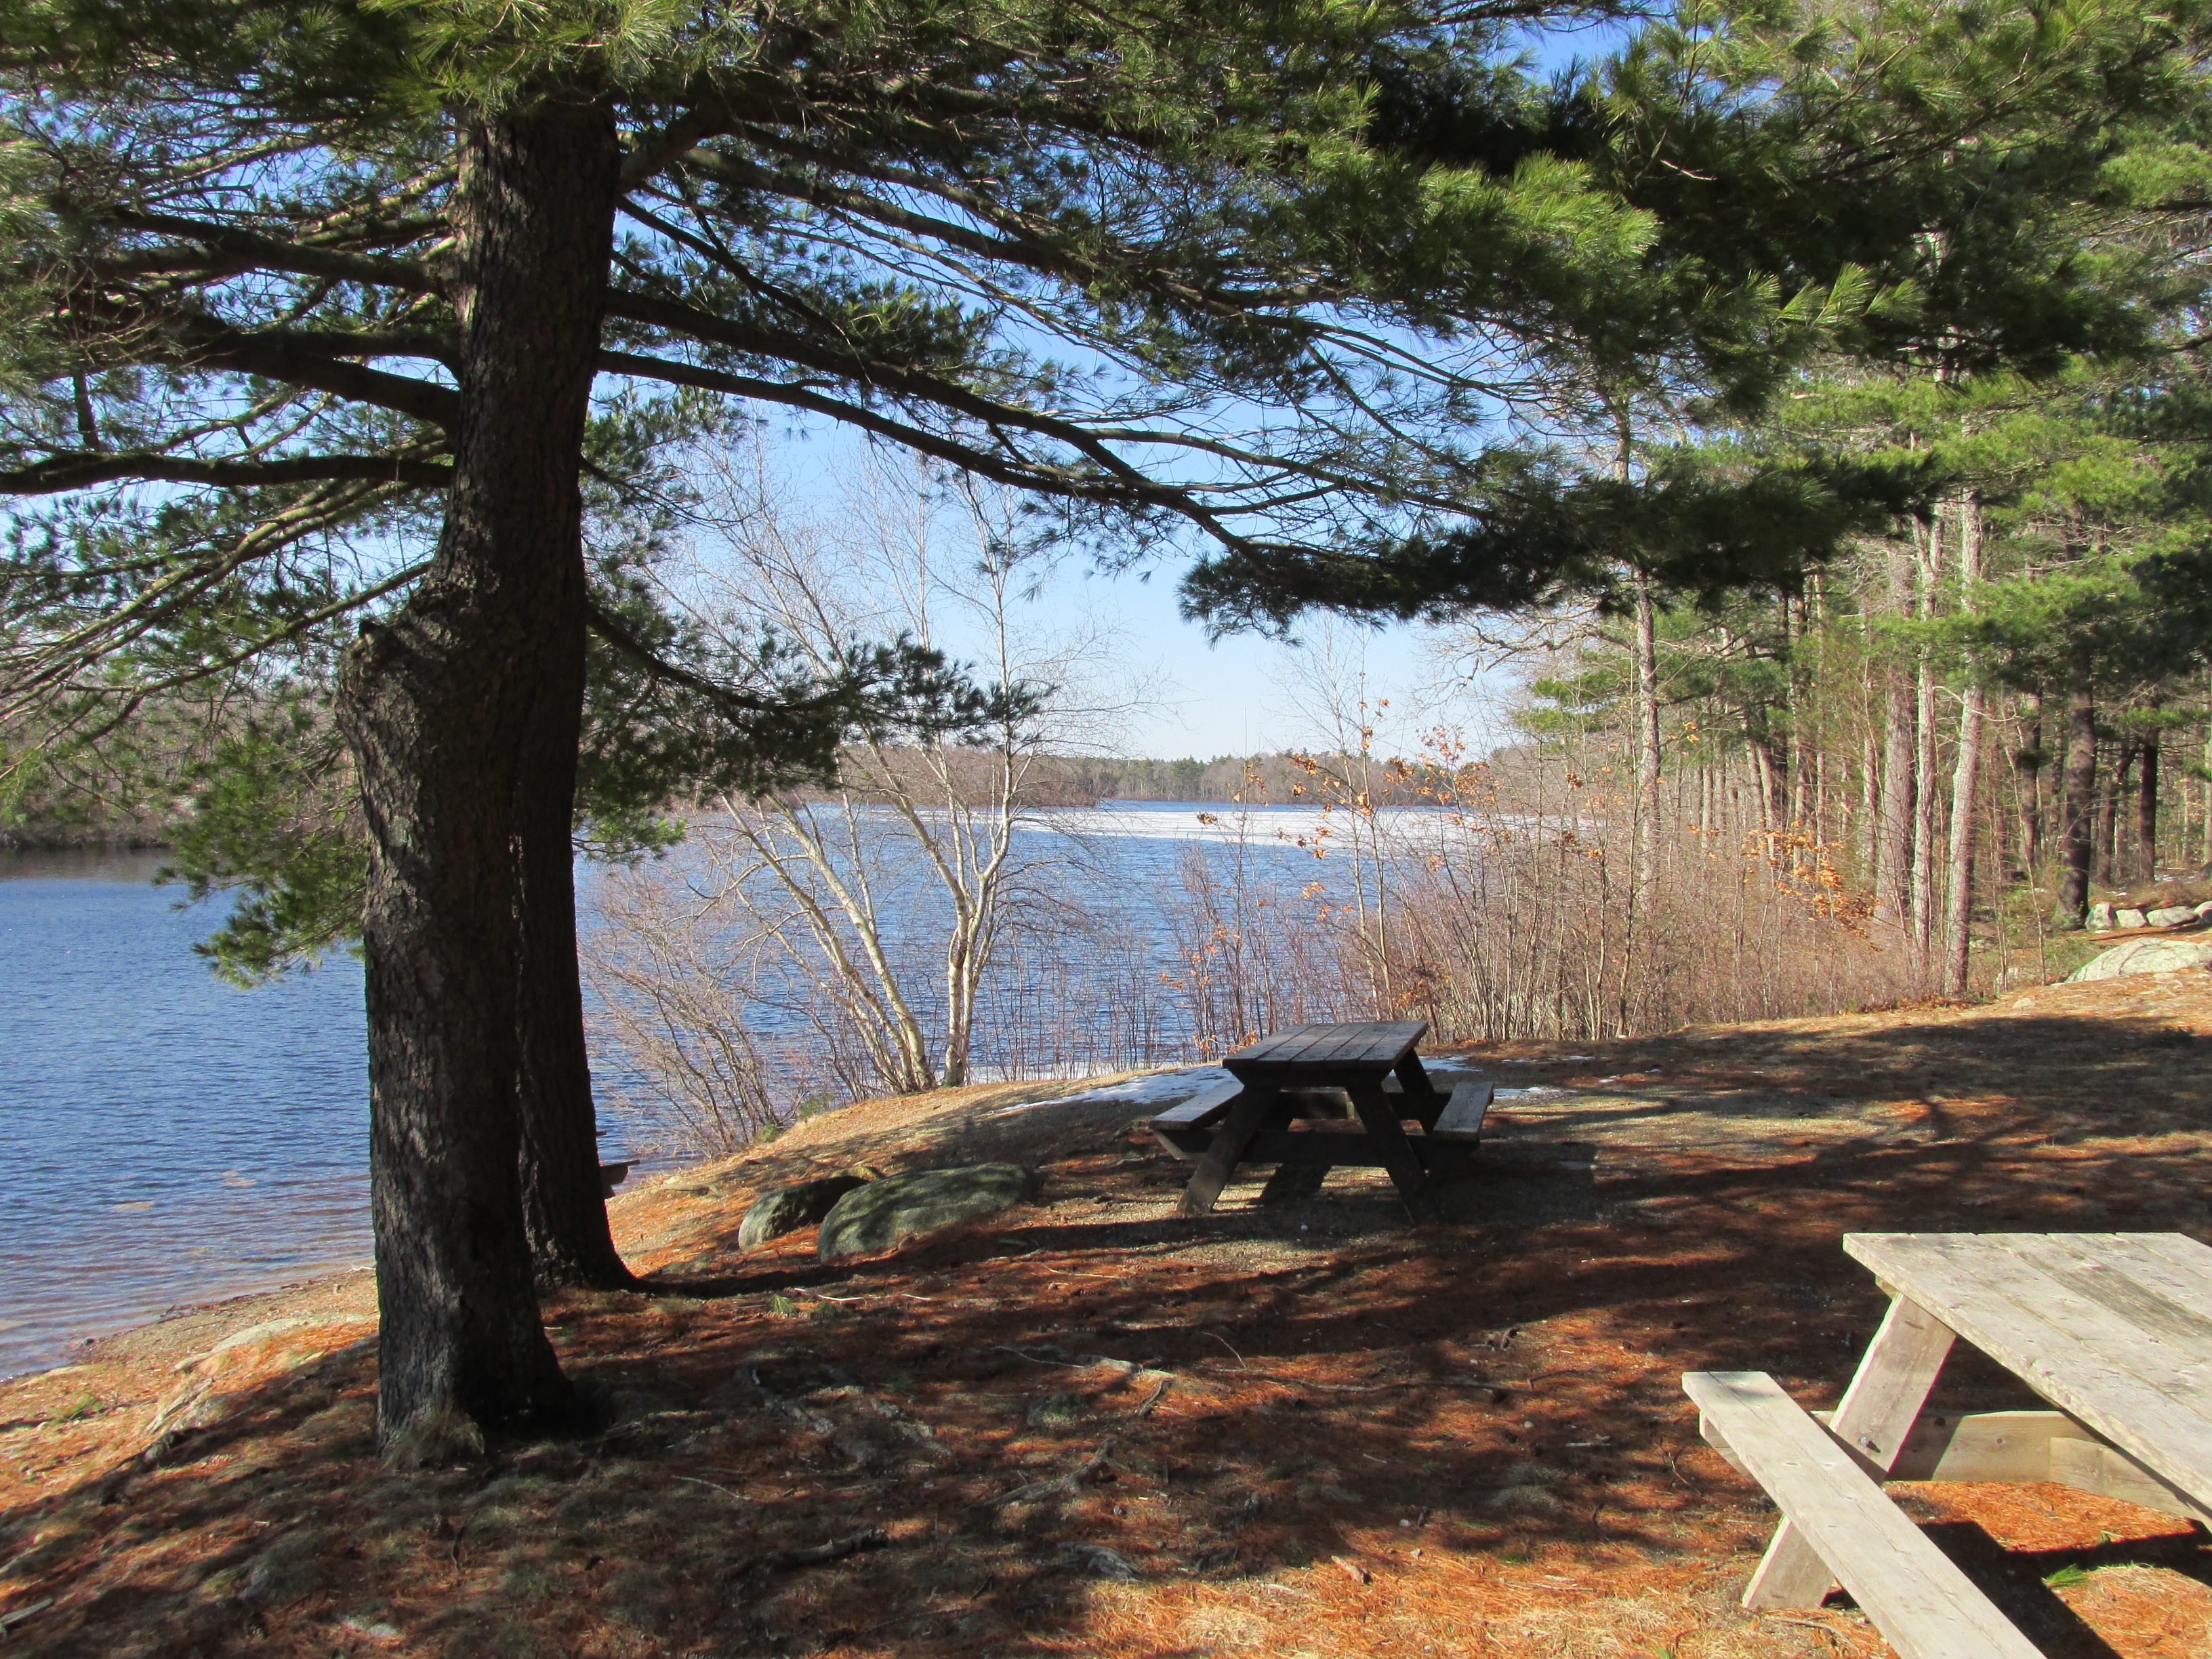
2018;692;2043;872
2136;738;2159;880
2053;684;2097;927
1908;513;1942;979
515;579;635;1290
336;99;618;1455
1942;496;1984;997
1873;539;1915;943
1632;567;1662;913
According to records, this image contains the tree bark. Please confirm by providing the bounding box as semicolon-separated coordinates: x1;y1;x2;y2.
1942;496;1983;997
2017;692;2043;873
335;98;619;1454
1908;513;1942;979
2136;737;2159;880
1631;567;1662;911
2053;684;2097;928
1872;539;1916;945
515;586;635;1290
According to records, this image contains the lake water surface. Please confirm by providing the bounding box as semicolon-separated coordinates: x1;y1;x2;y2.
0;804;1347;1378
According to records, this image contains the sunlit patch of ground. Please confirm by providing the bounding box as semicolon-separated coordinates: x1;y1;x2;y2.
1;969;2208;1657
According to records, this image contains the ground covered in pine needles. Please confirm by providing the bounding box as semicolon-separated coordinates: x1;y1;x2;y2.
4;966;2212;1659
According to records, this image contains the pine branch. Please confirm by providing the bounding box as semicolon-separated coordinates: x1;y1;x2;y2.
0;451;451;495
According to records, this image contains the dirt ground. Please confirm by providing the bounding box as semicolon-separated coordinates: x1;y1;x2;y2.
3;966;2211;1659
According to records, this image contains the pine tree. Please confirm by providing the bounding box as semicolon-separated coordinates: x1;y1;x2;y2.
0;0;1697;1451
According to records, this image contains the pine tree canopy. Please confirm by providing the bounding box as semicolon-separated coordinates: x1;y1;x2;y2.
1179;0;2212;631
0;0;1673;720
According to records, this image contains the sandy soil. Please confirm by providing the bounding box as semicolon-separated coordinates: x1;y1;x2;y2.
2;966;2209;1658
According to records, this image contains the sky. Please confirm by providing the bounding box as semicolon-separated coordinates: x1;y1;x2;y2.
708;426;1517;762
1035;558;1443;760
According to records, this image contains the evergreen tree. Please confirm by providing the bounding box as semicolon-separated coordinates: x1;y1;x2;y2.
0;0;1694;1452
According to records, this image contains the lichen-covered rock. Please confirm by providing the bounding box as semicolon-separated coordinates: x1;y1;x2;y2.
817;1164;1038;1260
2088;901;2114;931
2065;938;2212;983
2116;908;2148;930
2147;905;2198;927
738;1173;874;1250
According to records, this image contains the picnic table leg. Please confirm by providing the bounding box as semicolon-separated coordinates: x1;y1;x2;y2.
1742;1294;1957;1610
1347;1083;1444;1224
1394;1049;1437;1099
1176;1086;1278;1217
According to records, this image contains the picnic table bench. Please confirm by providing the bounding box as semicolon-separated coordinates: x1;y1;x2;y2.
1685;1232;2212;1659
1148;1020;1492;1223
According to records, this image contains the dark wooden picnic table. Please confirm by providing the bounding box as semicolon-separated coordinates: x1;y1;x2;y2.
1148;1020;1490;1223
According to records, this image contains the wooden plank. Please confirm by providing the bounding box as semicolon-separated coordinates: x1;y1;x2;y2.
1713;1406;2100;1483
1223;1024;1328;1069
1856;1408;2074;1483
1300;1026;1368;1064
2002;1233;2212;1362
2047;1435;2211;1522
1683;1372;2044;1659
1394;1048;1439;1103
1226;1021;1426;1081
1223;1025;1339;1078
1355;1019;1427;1063
1176;1086;1283;1217
1275;1023;1372;1064
1149;1080;1248;1162
1746;1294;1955;1610
1429;1080;1492;1141
1347;1082;1442;1224
1846;1233;2212;1509
1331;1021;1426;1067
2121;1232;2212;1309
2043;1233;2212;1327
1150;1080;1246;1128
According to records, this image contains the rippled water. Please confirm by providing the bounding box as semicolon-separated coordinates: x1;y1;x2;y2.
0;803;1363;1378
0;851;386;1378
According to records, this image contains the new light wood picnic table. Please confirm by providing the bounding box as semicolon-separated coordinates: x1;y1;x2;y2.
1147;1020;1492;1224
1685;1232;2212;1659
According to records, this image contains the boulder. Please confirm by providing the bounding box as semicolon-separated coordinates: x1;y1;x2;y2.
2087;901;2114;931
2065;938;2212;983
2147;906;2200;928
2116;908;2148;930
739;1173;874;1250
2198;901;2212;920
817;1164;1038;1261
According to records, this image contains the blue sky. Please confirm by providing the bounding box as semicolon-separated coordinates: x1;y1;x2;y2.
716;425;1462;760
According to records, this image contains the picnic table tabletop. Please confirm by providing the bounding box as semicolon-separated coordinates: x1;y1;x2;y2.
1222;1019;1430;1082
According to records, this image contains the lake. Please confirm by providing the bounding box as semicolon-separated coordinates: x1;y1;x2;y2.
0;803;1345;1378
